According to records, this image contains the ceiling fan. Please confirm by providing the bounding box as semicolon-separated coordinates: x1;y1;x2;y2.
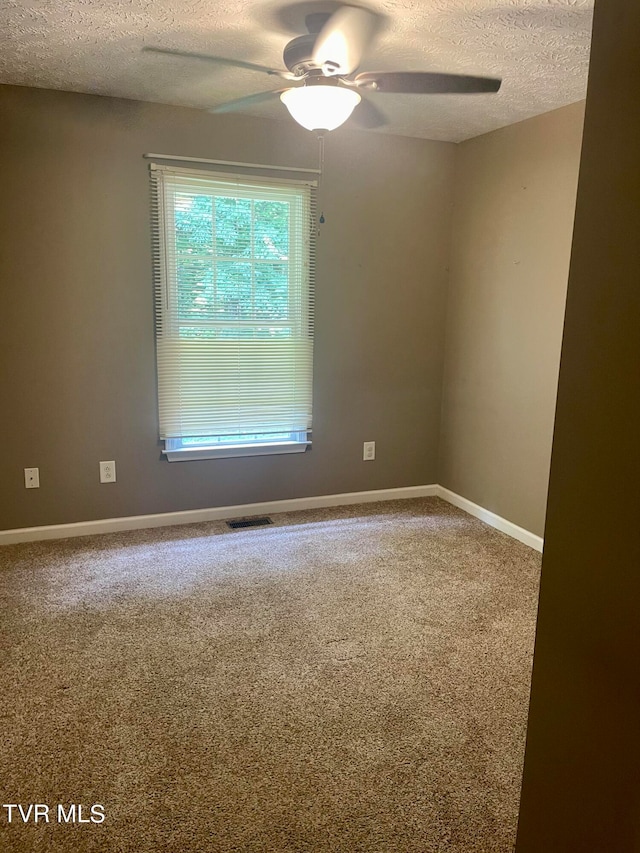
144;4;501;132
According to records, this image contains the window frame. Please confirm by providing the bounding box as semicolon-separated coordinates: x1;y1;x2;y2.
150;164;316;462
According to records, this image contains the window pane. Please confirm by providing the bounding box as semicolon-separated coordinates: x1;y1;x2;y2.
178;326;218;340
181;432;294;447
153;166;314;448
254;200;289;260
215;196;251;257
255;263;289;320
215;262;252;319
177;326;293;340
177;259;214;320
254;326;292;339
174;193;213;255
217;327;258;340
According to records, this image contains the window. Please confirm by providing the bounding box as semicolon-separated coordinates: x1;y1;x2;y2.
150;164;316;461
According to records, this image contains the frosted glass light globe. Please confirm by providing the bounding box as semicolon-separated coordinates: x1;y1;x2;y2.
280;85;361;131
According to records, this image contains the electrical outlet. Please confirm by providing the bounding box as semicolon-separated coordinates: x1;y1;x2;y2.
24;467;40;489
99;460;116;483
363;441;376;461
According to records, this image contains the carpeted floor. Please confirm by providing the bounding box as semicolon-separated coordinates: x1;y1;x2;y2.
0;497;541;852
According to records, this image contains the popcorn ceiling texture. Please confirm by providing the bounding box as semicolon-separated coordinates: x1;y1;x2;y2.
0;0;593;141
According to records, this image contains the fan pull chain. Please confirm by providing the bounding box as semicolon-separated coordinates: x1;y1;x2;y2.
317;131;326;229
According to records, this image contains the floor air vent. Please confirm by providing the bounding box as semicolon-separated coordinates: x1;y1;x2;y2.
226;516;273;530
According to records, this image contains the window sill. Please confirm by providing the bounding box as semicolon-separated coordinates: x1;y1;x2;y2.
163;441;311;462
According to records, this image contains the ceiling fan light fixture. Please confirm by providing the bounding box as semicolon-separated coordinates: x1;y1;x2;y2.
280;85;361;131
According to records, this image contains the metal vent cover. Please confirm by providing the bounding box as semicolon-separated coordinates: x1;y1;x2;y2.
226;516;273;530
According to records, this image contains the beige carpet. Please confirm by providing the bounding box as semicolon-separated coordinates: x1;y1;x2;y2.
0;497;541;852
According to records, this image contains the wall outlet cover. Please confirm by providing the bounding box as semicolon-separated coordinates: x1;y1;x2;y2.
99;461;116;483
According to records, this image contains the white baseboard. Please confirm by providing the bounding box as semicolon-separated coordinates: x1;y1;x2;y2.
0;484;542;551
0;485;438;545
436;486;544;552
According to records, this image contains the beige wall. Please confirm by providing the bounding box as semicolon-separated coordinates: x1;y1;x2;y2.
0;85;587;535
516;0;640;848
439;102;585;537
0;85;454;530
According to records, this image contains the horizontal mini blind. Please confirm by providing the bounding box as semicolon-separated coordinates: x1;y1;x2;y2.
150;164;316;443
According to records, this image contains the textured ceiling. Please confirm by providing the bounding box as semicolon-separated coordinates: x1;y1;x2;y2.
0;0;593;142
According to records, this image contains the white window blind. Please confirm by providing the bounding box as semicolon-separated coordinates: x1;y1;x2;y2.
150;164;316;459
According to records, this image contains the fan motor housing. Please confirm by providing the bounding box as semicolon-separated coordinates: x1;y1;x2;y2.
283;34;321;76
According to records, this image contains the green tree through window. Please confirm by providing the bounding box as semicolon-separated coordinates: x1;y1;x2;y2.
174;194;291;333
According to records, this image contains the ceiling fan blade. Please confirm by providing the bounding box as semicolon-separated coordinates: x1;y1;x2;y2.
312;6;381;76
209;89;290;115
349;96;387;129
353;71;502;94
143;47;296;80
